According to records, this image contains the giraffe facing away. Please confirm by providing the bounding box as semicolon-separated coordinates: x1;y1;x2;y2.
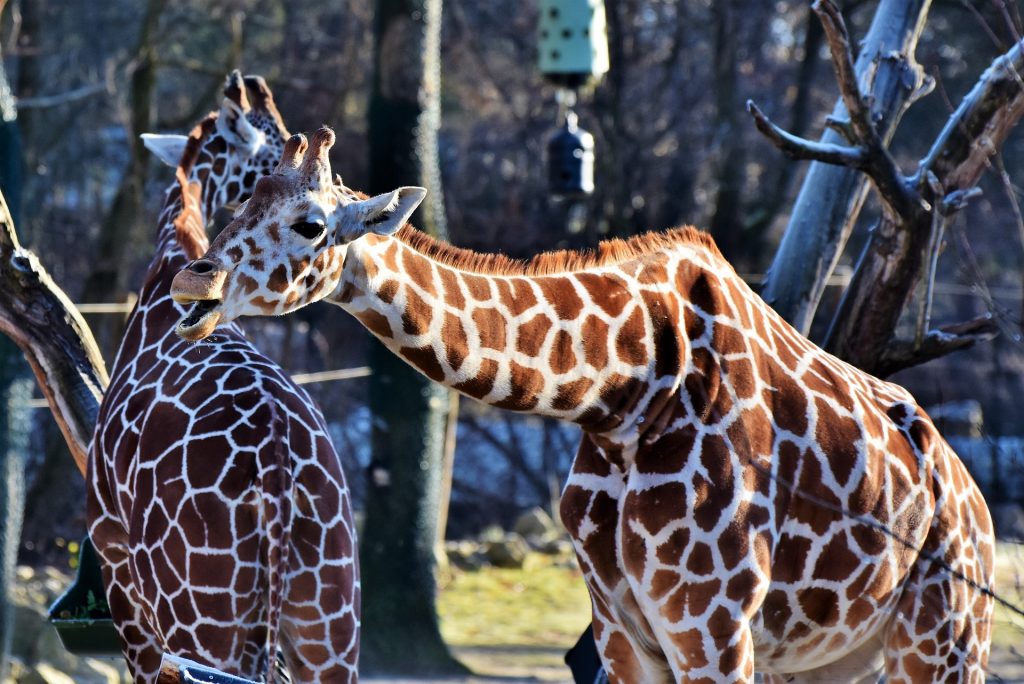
89;82;359;683
170;128;995;683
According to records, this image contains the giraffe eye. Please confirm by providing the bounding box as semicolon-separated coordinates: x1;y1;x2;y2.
290;219;326;240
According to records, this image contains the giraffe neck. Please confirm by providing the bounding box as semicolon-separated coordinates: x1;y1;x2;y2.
329;228;727;443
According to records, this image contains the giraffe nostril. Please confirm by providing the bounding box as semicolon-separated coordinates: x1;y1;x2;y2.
189;259;217;275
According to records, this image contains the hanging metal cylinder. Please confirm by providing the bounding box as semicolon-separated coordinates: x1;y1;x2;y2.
547;109;594;199
538;0;610;88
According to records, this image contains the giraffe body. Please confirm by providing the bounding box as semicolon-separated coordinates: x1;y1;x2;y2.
88;83;359;683
170;129;994;682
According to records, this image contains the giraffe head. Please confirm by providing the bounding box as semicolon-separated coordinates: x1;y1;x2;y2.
143;70;290;224
169;126;425;341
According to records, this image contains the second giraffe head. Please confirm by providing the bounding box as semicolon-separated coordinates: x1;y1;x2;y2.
169;126;425;340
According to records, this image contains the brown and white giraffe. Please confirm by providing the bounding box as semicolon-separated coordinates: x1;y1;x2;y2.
88;84;359;683
170;128;995;683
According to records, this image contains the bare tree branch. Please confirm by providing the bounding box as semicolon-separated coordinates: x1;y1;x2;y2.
746;100;866;168
826;38;1024;372
813;0;876;145
0;190;107;475
16;81;109;109
758;0;931;333
876;316;1001;377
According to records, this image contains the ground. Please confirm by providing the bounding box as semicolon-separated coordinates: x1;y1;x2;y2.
437;555;591;682
8;545;1024;683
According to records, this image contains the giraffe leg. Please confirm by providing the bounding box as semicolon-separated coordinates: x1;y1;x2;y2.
93;538;163;683
561;437;672;682
882;556;992;683
279;577;359;684
278;484;360;683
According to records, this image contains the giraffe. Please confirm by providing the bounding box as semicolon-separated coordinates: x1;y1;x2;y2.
88;83;359;683
169;128;995;683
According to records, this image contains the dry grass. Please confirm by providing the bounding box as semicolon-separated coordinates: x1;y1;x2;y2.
437;555;590;681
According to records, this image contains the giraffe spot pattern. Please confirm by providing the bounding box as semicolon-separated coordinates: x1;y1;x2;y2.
88;102;359;683
203;143;995;679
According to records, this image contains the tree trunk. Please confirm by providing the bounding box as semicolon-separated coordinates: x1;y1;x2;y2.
707;2;748;265
359;0;465;674
760;0;932;334
0;27;31;677
745;7;824;238
825;39;1024;374
80;0;167;357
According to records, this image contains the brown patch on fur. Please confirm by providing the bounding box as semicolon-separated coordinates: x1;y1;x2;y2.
400;345;444;382
581;316;610;369
650;570;680;601
243;236;262;256
552;377;594;410
377;279;400;304
402;288;433;336
356;309;393;340
798;587;840;626
442;313;469;372
686;542;715;575
815;398;861;488
537;277;584;320
472;307;507;351
548;330;577;374
437;267;465;310
268;264;289;294
172;172;208;260
454;358;498;398
462;273;492;301
615;307;648;366
493;362;544;411
394;224;723;276
289;256;311;277
515;315;553;356
665;579;721;622
236;272;260;294
813;532;860;582
575;272;630;317
403;246;436;296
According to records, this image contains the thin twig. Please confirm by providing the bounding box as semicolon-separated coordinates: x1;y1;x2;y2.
812;0;876;144
917;173;947;348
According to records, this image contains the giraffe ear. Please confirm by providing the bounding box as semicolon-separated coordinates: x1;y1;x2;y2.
342;187;426;238
216;98;262;156
141;133;189;167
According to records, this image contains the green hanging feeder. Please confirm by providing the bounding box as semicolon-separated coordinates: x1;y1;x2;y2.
538;0;610;88
48;537;122;657
538;0;609;199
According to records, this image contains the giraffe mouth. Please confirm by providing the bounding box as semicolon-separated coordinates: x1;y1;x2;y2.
177;299;223;341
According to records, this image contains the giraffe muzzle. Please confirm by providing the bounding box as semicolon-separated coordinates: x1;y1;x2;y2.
176;298;223;341
170;265;228;341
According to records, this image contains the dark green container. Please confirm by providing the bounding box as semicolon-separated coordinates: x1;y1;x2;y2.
47;537;122;657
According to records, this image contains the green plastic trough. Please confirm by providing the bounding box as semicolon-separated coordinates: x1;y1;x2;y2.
47;537;122;657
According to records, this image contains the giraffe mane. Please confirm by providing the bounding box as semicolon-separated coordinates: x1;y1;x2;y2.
392;224;724;276
172;112;219;259
178;112;219;179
